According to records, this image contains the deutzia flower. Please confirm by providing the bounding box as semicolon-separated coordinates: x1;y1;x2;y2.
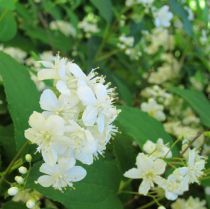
37;161;86;191
171;196;207;209
153;5;173;28
25;54;120;190
124;153;166;195
25;111;67;165
143;138;172;159
49;20;76;37
141;98;166;121
183;149;206;183
158;168;189;200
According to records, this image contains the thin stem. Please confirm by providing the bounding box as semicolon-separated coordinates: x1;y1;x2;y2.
181;131;204;156
137;197;163;209
0;141;29;189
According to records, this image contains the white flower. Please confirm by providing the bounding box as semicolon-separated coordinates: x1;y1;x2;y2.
141;98;166;121
37;161;86;191
158;168;189;200
78;82;118;132
65;121;97;165
0;46;27;63
49;20;76;37
183;149;206;183
137;0;154;6
124;153;166;195
26;54;120;190
171;196;207;209
40;89;79;120
143;138;172;159
24;111;67;165
153;5;173;28
8;187;19;196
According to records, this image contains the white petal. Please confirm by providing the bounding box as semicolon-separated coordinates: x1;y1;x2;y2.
97;113;105;133
94;83;107;100
40;89;58;111
77;85;96;106
37;175;53;187
77;153;94;165
165;191;178;201
82;106;98;126
124;168;140;179
38;69;56;80
67;166;87;182
46;115;65;135
42;149;57;165
68;62;86;79
56;80;71;95
153;159;166;175
39;163;54;175
138;180;151;195
28;111;45;130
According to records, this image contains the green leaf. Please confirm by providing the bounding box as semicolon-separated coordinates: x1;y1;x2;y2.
111;76;133;106
0;11;17;42
90;0;112;23
113;134;137;173
168;0;193;36
171;87;210;127
0;0;16;10
0;125;16;163
27;160;123;209
116;106;174;148
0;52;40;149
2;201;27;209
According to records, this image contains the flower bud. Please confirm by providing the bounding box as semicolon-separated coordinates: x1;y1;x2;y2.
25;154;32;162
15;176;24;184
8;187;19;196
158;206;166;209
143;140;156;154
18;166;27;174
26;199;36;209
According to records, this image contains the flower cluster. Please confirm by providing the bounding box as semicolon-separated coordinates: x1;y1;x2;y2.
24;54;120;191
124;138;206;200
171;196;207;209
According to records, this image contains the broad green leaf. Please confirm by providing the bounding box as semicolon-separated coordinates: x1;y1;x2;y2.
0;11;17;41
169;0;193;36
116;106;173;147
2;201;27;209
27;160;123;209
113;134;137;173
0;125;16;164
111;76;133;106
90;0;112;23
0;0;16;10
0;52;40;149
171;87;210;127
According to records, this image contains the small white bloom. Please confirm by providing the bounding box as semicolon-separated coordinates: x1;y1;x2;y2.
158;168;189;200
26;199;36;209
183;149;206;183
143;138;172;159
37;161;86;191
24;111;67;165
153;5;173;28
8;187;19;196
171;196;207;209
141;98;166;121
18;166;28;174
49;20;76;37
15;176;24;184
124;153;166;195
25;154;32;163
